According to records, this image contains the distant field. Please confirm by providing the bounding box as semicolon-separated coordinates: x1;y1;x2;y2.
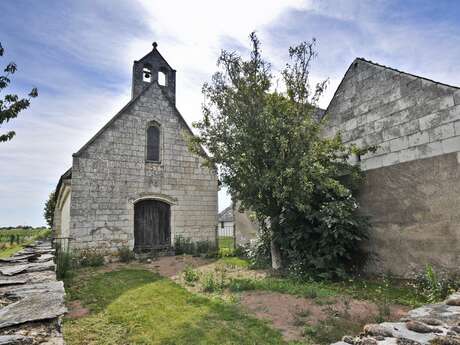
0;227;51;258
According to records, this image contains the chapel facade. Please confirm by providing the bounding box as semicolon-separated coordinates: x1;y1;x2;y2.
53;43;219;253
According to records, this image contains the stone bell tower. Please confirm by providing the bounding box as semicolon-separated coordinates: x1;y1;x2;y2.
132;42;176;104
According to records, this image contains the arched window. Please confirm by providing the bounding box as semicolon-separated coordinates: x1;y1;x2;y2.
143;64;152;83
146;125;160;162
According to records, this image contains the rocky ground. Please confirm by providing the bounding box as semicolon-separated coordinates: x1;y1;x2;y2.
0;240;66;345
333;292;460;345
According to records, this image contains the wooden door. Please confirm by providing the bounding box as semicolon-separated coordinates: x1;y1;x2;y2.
134;200;171;252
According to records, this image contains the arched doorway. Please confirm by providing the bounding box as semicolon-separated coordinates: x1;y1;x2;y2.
134;200;171;252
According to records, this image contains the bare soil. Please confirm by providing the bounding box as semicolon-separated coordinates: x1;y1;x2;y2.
66;300;90;319
240;291;410;342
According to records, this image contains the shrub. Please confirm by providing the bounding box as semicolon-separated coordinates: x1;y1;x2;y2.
77;249;105;267
175;236;217;257
410;264;460;302
245;228;271;269
174;236;195;255
183;265;199;284
117;246;135;263
201;272;219;292
56;249;74;279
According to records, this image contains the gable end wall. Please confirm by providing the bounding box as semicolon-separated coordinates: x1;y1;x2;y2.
325;60;460;276
69;83;218;251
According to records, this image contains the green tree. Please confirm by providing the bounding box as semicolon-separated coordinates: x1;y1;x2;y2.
0;42;38;142
189;33;372;278
44;191;56;228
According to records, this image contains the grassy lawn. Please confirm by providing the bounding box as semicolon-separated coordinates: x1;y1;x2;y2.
227;275;428;307
0;227;51;258
64;268;291;345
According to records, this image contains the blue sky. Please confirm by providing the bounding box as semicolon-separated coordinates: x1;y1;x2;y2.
1;0;459;226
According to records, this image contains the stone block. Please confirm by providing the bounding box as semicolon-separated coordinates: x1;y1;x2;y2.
428;123;455;142
441;136;460;154
408;132;429;147
454;90;460;105
389;136;409;152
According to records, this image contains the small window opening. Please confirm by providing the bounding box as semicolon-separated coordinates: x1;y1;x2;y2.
143;67;152;82
158;70;167;86
146;125;160;161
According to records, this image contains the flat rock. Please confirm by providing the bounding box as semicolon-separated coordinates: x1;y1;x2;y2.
0;335;33;345
1;281;64;299
0;292;67;329
380;322;441;344
446;294;460;307
406;321;438;334
0;254;38;263
0;265;28;276
34;254;54;262
0;278;27;286
364;324;394;337
409;304;460;326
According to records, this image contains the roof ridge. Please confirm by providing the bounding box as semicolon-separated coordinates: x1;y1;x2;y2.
356;57;460;90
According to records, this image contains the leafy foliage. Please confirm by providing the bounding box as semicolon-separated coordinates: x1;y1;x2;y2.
0;42;38;142
189;33;371;278
44;191;56;228
409;264;460;302
174;236;217;257
117;245;135;263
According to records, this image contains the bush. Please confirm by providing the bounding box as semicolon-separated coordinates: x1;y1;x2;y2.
77;249;105;267
201;272;219;292
245;228;271;269
174;236;195;255
410;264;460;302
56;249;74;279
183;265;199;284
174;236;217;257
117;246;135;263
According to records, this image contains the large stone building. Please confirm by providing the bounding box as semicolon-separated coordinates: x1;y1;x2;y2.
325;58;460;276
53;43;218;253
236;57;460;276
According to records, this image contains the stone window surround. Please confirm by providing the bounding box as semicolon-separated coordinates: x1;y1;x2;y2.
145;120;163;164
127;193;178;249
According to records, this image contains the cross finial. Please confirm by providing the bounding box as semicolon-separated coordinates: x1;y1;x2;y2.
152;42;158;50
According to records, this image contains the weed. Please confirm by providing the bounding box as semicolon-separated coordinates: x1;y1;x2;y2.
201;272;220;293
117;246;135;263
227;278;257;292
77;249;105;267
183;265;199;284
304;287;318;299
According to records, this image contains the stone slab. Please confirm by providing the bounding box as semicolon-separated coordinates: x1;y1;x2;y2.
0;292;66;329
0;335;33;345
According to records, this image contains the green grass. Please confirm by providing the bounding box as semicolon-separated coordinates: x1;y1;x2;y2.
218;236;235;249
227;276;429;307
218;256;250;268
64;268;290;345
0;227;51;258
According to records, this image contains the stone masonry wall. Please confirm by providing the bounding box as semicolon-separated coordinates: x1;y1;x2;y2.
69;83;218;251
325;59;460;276
325;59;460;170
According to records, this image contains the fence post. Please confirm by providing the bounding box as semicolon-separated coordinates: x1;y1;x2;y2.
233;223;236;250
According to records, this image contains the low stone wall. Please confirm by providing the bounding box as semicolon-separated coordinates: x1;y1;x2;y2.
0;240;67;344
333;292;460;345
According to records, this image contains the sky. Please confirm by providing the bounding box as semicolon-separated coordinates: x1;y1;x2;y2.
1;0;460;226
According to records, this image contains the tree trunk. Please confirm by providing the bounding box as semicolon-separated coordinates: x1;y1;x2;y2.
270;221;282;271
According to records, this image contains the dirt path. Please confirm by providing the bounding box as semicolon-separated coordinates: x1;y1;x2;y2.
240;291;409;342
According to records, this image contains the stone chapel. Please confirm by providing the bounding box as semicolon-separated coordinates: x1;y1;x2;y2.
53;43;219;253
